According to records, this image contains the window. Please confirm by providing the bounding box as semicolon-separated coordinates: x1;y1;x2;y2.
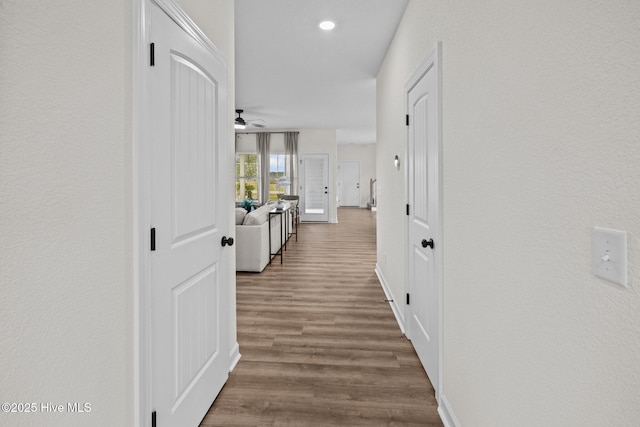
269;153;290;201
235;134;295;203
235;153;258;201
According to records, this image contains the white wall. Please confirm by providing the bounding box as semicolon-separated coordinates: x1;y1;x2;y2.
337;144;376;208
235;132;286;154
377;1;640;426
0;2;133;426
0;1;235;427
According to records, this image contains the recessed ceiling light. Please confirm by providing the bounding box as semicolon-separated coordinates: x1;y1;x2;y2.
319;21;336;31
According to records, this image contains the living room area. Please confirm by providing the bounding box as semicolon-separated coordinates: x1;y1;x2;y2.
234;129;377;273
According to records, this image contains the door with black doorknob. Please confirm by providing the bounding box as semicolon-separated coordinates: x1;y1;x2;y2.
148;3;231;426
405;44;442;397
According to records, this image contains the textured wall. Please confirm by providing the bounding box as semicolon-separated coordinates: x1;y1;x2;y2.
377;0;640;425
0;1;133;426
375;51;408;315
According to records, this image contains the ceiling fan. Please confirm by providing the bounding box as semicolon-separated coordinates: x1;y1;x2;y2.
235;109;265;129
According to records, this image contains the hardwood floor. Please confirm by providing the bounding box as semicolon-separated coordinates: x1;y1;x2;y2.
200;208;442;426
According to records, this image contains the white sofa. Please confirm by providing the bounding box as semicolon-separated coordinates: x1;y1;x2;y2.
235;202;294;272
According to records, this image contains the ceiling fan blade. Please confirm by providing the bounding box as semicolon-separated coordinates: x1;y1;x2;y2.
246;118;266;128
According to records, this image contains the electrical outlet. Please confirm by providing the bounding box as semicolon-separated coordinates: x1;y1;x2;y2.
593;227;628;288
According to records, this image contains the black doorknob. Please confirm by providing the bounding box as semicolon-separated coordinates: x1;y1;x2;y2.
421;239;434;249
221;236;234;247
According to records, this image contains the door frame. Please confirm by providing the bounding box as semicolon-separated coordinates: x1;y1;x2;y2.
404;42;443;402
338;160;361;207
133;1;230;426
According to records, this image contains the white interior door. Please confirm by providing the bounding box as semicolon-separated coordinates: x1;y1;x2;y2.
338;161;360;207
405;45;442;397
300;154;329;222
149;3;229;426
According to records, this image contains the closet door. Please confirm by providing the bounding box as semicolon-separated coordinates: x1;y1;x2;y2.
149;3;230;426
338;161;360;207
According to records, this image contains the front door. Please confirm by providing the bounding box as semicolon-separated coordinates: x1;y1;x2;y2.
338;161;360;207
149;3;229;426
300;154;329;222
405;45;442;397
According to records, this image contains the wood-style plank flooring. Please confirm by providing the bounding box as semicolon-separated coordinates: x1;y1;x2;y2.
200;208;442;426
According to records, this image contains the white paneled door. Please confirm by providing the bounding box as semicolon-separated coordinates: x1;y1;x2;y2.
405;45;442;397
149;3;229;427
300;154;329;222
338;161;360;207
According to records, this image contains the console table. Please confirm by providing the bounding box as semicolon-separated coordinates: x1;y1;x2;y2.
268;203;290;264
280;195;299;242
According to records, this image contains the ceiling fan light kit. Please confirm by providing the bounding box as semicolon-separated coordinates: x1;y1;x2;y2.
235;109;265;130
235;109;246;129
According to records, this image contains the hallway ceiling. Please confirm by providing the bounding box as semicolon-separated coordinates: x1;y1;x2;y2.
234;0;408;145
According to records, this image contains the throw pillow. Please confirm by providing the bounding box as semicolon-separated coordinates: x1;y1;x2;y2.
235;208;247;225
243;204;271;225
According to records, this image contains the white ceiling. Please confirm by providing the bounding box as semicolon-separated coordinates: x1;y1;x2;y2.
234;0;409;145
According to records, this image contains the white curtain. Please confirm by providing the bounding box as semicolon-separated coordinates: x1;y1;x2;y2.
256;132;271;203
284;132;299;195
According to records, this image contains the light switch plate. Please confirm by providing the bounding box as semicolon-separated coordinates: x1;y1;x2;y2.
593;227;628;287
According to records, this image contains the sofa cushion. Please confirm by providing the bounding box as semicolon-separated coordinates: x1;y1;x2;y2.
242;204;271;225
235;208;247;225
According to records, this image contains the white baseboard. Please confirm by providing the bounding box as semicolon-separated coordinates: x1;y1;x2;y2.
374;264;405;334
229;342;241;372
438;394;461;427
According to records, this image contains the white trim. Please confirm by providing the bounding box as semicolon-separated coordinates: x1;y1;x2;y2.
229;343;241;372
438;394;461;427
404;41;444;402
133;2;229;426
151;0;226;61
375;264;405;334
133;1;150;426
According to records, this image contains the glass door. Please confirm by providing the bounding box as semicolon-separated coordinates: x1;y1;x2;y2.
299;154;329;222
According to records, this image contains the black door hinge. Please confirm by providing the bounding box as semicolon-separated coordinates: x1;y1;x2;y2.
152;411;156;427
406;204;410;216
150;42;155;66
150;228;156;251
406;114;409;126
406;293;410;305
